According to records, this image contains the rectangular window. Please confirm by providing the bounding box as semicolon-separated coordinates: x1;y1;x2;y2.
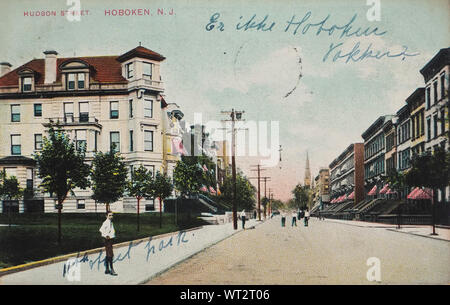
77;199;85;210
78;73;85;89
11;135;21;155
22;77;32;92
126;63;133;78
411;119;415;139
144;130;153;151
426;116;431;140
129;130;134;152
144;99;153;118
110;132;120;152
94;131;98;152
110;101;119;119
34;104;42;117
26;168;33;190
11;104;20;122
440;73;446;99
67;73;75;90
441;109;446;136
79;102;89;122
76;130;87;151
433;114;438;138
129;99;133;118
143;62;153;78
144;165;155;177
433;81;438;105
425;87;431;110
420;111;425;136
35;134;43;150
64;103;74;123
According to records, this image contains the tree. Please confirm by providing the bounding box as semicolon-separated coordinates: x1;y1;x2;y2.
261;196;270;218
385;168;407;198
149;171;174;228
220;172;256;211
0;171;23;227
173;155;217;197
173;156;204;197
291;183;310;210
405;147;450;233
127;166;153;232
91;149;128;213
34;125;90;244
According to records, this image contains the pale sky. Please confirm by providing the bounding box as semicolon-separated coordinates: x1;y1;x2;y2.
1;0;449;201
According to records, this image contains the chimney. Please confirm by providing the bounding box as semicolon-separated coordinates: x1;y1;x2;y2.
43;50;58;84
0;62;12;77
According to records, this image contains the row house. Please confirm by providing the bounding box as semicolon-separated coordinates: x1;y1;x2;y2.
329;143;365;206
396;104;411;172
406;88;426;156
420;48;449;152
312;168;330;208
0;46;185;213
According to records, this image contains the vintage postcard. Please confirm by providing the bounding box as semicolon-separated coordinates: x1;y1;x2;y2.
0;0;449;296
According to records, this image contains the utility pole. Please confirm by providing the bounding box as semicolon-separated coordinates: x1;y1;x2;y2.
221;109;245;230
249;165;268;221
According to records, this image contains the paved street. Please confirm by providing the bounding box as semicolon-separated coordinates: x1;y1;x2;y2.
146;216;450;285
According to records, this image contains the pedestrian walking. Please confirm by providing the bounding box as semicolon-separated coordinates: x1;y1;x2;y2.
253;210;257;219
240;210;246;230
304;209;310;227
99;212;118;276
281;212;286;227
291;211;297;227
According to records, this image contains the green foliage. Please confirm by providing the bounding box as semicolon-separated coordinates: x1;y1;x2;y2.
90;150;128;209
173;155;216;196
291;183;310;210
261;196;270;207
0;171;23;200
220;172;256;211
405;147;450;189
270;199;285;211
150;171;174;200
127;166;153;199
34;125;90;204
385;168;407;192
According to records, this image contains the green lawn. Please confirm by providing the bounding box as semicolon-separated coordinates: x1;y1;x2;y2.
0;212;207;269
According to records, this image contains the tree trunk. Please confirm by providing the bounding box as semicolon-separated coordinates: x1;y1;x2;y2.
159;197;162;229
57;202;62;245
137;197;140;232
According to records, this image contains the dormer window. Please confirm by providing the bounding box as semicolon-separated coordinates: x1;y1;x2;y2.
126;62;134;78
143;62;152;79
67;73;75;90
22;77;32;92
66;73;87;90
78;73;85;89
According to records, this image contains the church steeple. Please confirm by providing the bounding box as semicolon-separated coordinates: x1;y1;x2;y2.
304;151;311;188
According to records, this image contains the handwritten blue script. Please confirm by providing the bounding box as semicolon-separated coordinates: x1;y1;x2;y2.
204;11;419;63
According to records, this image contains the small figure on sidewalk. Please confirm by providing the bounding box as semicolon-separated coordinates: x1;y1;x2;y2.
253;210;257;219
304;209;310;227
291;210;297;227
240;210;246;230
99;212;118;276
281;212;286;227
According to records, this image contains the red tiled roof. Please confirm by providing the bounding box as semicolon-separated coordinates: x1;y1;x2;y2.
117;46;165;62
0;56;127;86
0;46;165;87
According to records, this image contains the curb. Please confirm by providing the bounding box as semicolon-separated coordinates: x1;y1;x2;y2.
385;228;450;242
0;226;204;277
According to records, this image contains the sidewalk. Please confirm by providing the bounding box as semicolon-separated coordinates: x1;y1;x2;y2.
0;218;261;285
323;218;450;242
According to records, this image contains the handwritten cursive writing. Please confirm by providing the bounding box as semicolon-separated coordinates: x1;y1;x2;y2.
322;42;420;63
